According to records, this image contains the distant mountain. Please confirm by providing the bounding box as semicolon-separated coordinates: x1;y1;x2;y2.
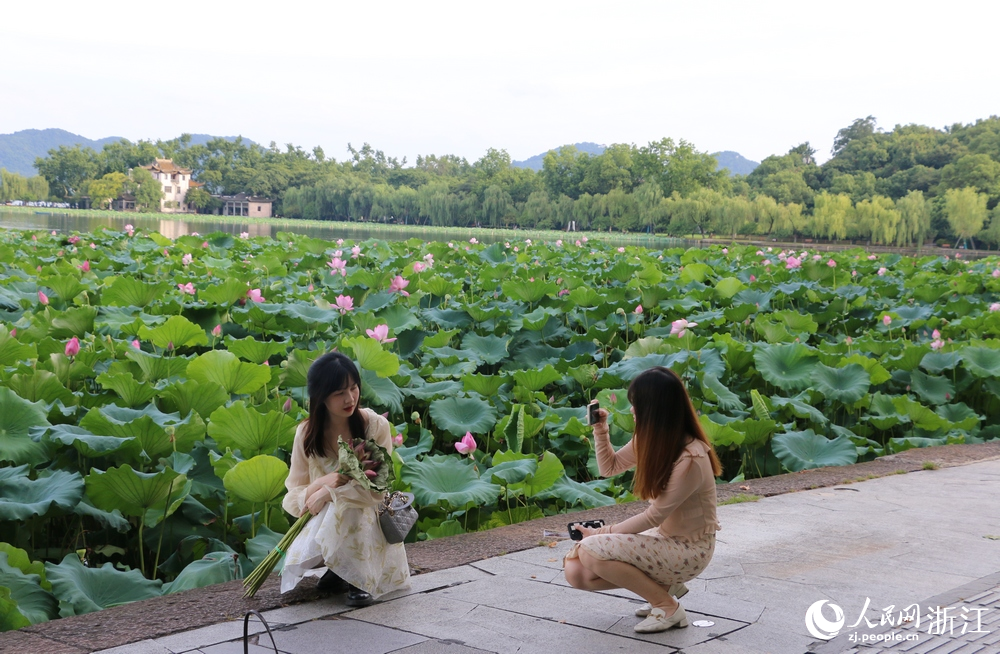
512;142;759;177
512;142;607;171
0;129;122;176
713;150;759;176
0;129;253;177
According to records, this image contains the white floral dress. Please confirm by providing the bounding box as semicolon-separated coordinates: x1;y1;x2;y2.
279;408;410;597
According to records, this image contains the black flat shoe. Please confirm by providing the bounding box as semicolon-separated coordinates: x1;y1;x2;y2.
316;570;348;593
345;585;374;607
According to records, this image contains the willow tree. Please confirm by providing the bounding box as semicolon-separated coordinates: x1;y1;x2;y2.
894;190;931;248
944;187;988;249
811;192;853;241
481;184;512;228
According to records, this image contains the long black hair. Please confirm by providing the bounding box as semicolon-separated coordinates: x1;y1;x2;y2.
303;352;367;457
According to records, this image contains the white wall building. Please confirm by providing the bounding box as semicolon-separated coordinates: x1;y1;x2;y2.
141;159;194;213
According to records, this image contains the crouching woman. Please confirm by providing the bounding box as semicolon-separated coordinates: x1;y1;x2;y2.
564;366;721;633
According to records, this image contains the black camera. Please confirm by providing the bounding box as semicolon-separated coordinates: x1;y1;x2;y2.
568;519;605;540
587;402;600;426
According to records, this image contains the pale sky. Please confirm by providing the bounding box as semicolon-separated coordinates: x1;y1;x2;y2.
3;0;998;166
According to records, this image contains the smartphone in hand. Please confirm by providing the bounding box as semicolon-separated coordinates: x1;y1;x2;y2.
587;402;601;426
568;519;605;540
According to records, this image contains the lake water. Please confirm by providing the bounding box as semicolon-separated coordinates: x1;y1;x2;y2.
0;209;688;248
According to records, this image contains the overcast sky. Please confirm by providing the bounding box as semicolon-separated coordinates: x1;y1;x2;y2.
3;1;998;166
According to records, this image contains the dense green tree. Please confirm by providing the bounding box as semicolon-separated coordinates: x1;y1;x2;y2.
943;187;988;248
482;184;512;228
35;145;98;198
183;186;213;214
88;172;128;209
540;145;588;199
811;192;853;241
128;168;163;211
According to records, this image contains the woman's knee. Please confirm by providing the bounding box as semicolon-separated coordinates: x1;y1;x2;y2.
564;558;587;589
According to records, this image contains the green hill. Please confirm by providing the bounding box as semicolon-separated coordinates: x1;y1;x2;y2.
513;142;758;176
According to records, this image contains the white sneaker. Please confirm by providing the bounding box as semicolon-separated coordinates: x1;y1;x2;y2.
635;604;689;633
634;583;689;616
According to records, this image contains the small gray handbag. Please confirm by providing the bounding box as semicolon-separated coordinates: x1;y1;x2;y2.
377;491;418;544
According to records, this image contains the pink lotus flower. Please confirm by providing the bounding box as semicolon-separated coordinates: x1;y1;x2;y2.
327;257;347;277
575;240;582;247
182;253;193;266
785;256;801;270
469;237;478;244
750;275;756;282
882;315;892;326
389;275;410;296
79;261;90;272
51;230;56;236
845;336;853;345
813;254;822;261
212;324;222;337
852;270;857;277
336;239;344;246
366;324;397;343
756;250;764;256
202;241;209;248
722;248;729;254
412;262;426;273
68;235;80;244
335;294;354;314
877;267;887;276
555;240;563;247
124;224;134;236
89;243;97;250
931;339;944;350
10;328;16;338
827;259;837;268
240;232;249;239
558;288;570;296
670;318;698;338
38;291;49;305
868;255;878;260
393;432;404;446
131;339;140;349
525;239;532;246
163;249;169;257
247;288;265;303
178;282;196;295
308;284;314;292
64;337;80;357
993;269;1000;278
582;237;588;243
617;247;625;253
990;303;1000;312
351;245;361;259
455;432;477;455
634;305;643;315
513;246;519;252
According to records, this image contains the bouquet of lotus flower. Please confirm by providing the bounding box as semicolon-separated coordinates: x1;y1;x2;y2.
242;434;393;598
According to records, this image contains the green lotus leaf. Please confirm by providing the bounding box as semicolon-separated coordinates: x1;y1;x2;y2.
699;415;744;447
772;430;858;472
102;277;169;307
753;315;795;343
96;372;159;407
422;308;472;330
199;277;249;306
750;389;771;420
80;404;206;461
418;275;464;297
488;455;537;485
888;436;949;453
754;343;819;391
502;280;559;304
158;379;230;420
422;328;460;348
773;310;819;335
623;337;668;359
5;369;74;405
44;554;162;616
162;551;240;595
401;379;464;401
0;325;37;366
462;333;510;365
606;260;639;283
85;465;187;520
73;499;130;533
342;336;400;378
0;466;84;521
502;405;527;454
30;424;132;458
604;352;687;382
376;304;422;332
0;544;47;582
770;393;829;426
700;374;745;412
187;350;271;395
532;474;616;508
424;519;466;539
512;451;564;497
394;428;433;463
679;262;713;284
936;402;981;431
223;455;288;504
920;351;962;374
0;387;52;466
400;455;501;508
360;369;404;414
838;354;891;385
520;306;560;331
48;306;98;338
909;370;955;405
280;349;321;388
891;396;949;431
124;347;191;382
42;274;87;302
961;347;1000;378
428;396;498;437
0;553;58;625
714;277;745;300
138;315;209;350
224;336;289;364
0;587;30;630
729;418;778;448
811;363;870;404
512;364;562;391
207;401;298;457
245;526;283;567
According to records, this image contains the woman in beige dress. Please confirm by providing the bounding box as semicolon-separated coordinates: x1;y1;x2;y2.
280;352;410;606
564;366;722;633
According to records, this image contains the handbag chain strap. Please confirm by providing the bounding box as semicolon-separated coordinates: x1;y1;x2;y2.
378;491;404;517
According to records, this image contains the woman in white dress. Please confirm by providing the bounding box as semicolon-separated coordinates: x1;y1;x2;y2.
279;352;410;606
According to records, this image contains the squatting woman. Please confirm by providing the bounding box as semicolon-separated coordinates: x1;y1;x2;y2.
564;366;722;633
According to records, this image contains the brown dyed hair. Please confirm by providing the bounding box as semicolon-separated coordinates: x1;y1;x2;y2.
302;352;367;458
628;367;722;500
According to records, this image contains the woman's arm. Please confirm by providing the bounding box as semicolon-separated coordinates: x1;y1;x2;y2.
281;424;311;518
608;454;701;534
592;408;637;477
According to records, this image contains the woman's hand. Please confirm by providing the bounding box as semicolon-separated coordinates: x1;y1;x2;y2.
305;487;332;515
589;401;610;434
574;524;603;539
304;473;348;499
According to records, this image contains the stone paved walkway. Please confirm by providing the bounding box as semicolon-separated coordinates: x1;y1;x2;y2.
82;458;1000;654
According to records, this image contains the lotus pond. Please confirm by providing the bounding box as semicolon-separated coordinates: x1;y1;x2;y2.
1;227;999;629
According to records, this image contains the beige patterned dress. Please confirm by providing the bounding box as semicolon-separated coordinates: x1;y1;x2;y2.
279;408;410;597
